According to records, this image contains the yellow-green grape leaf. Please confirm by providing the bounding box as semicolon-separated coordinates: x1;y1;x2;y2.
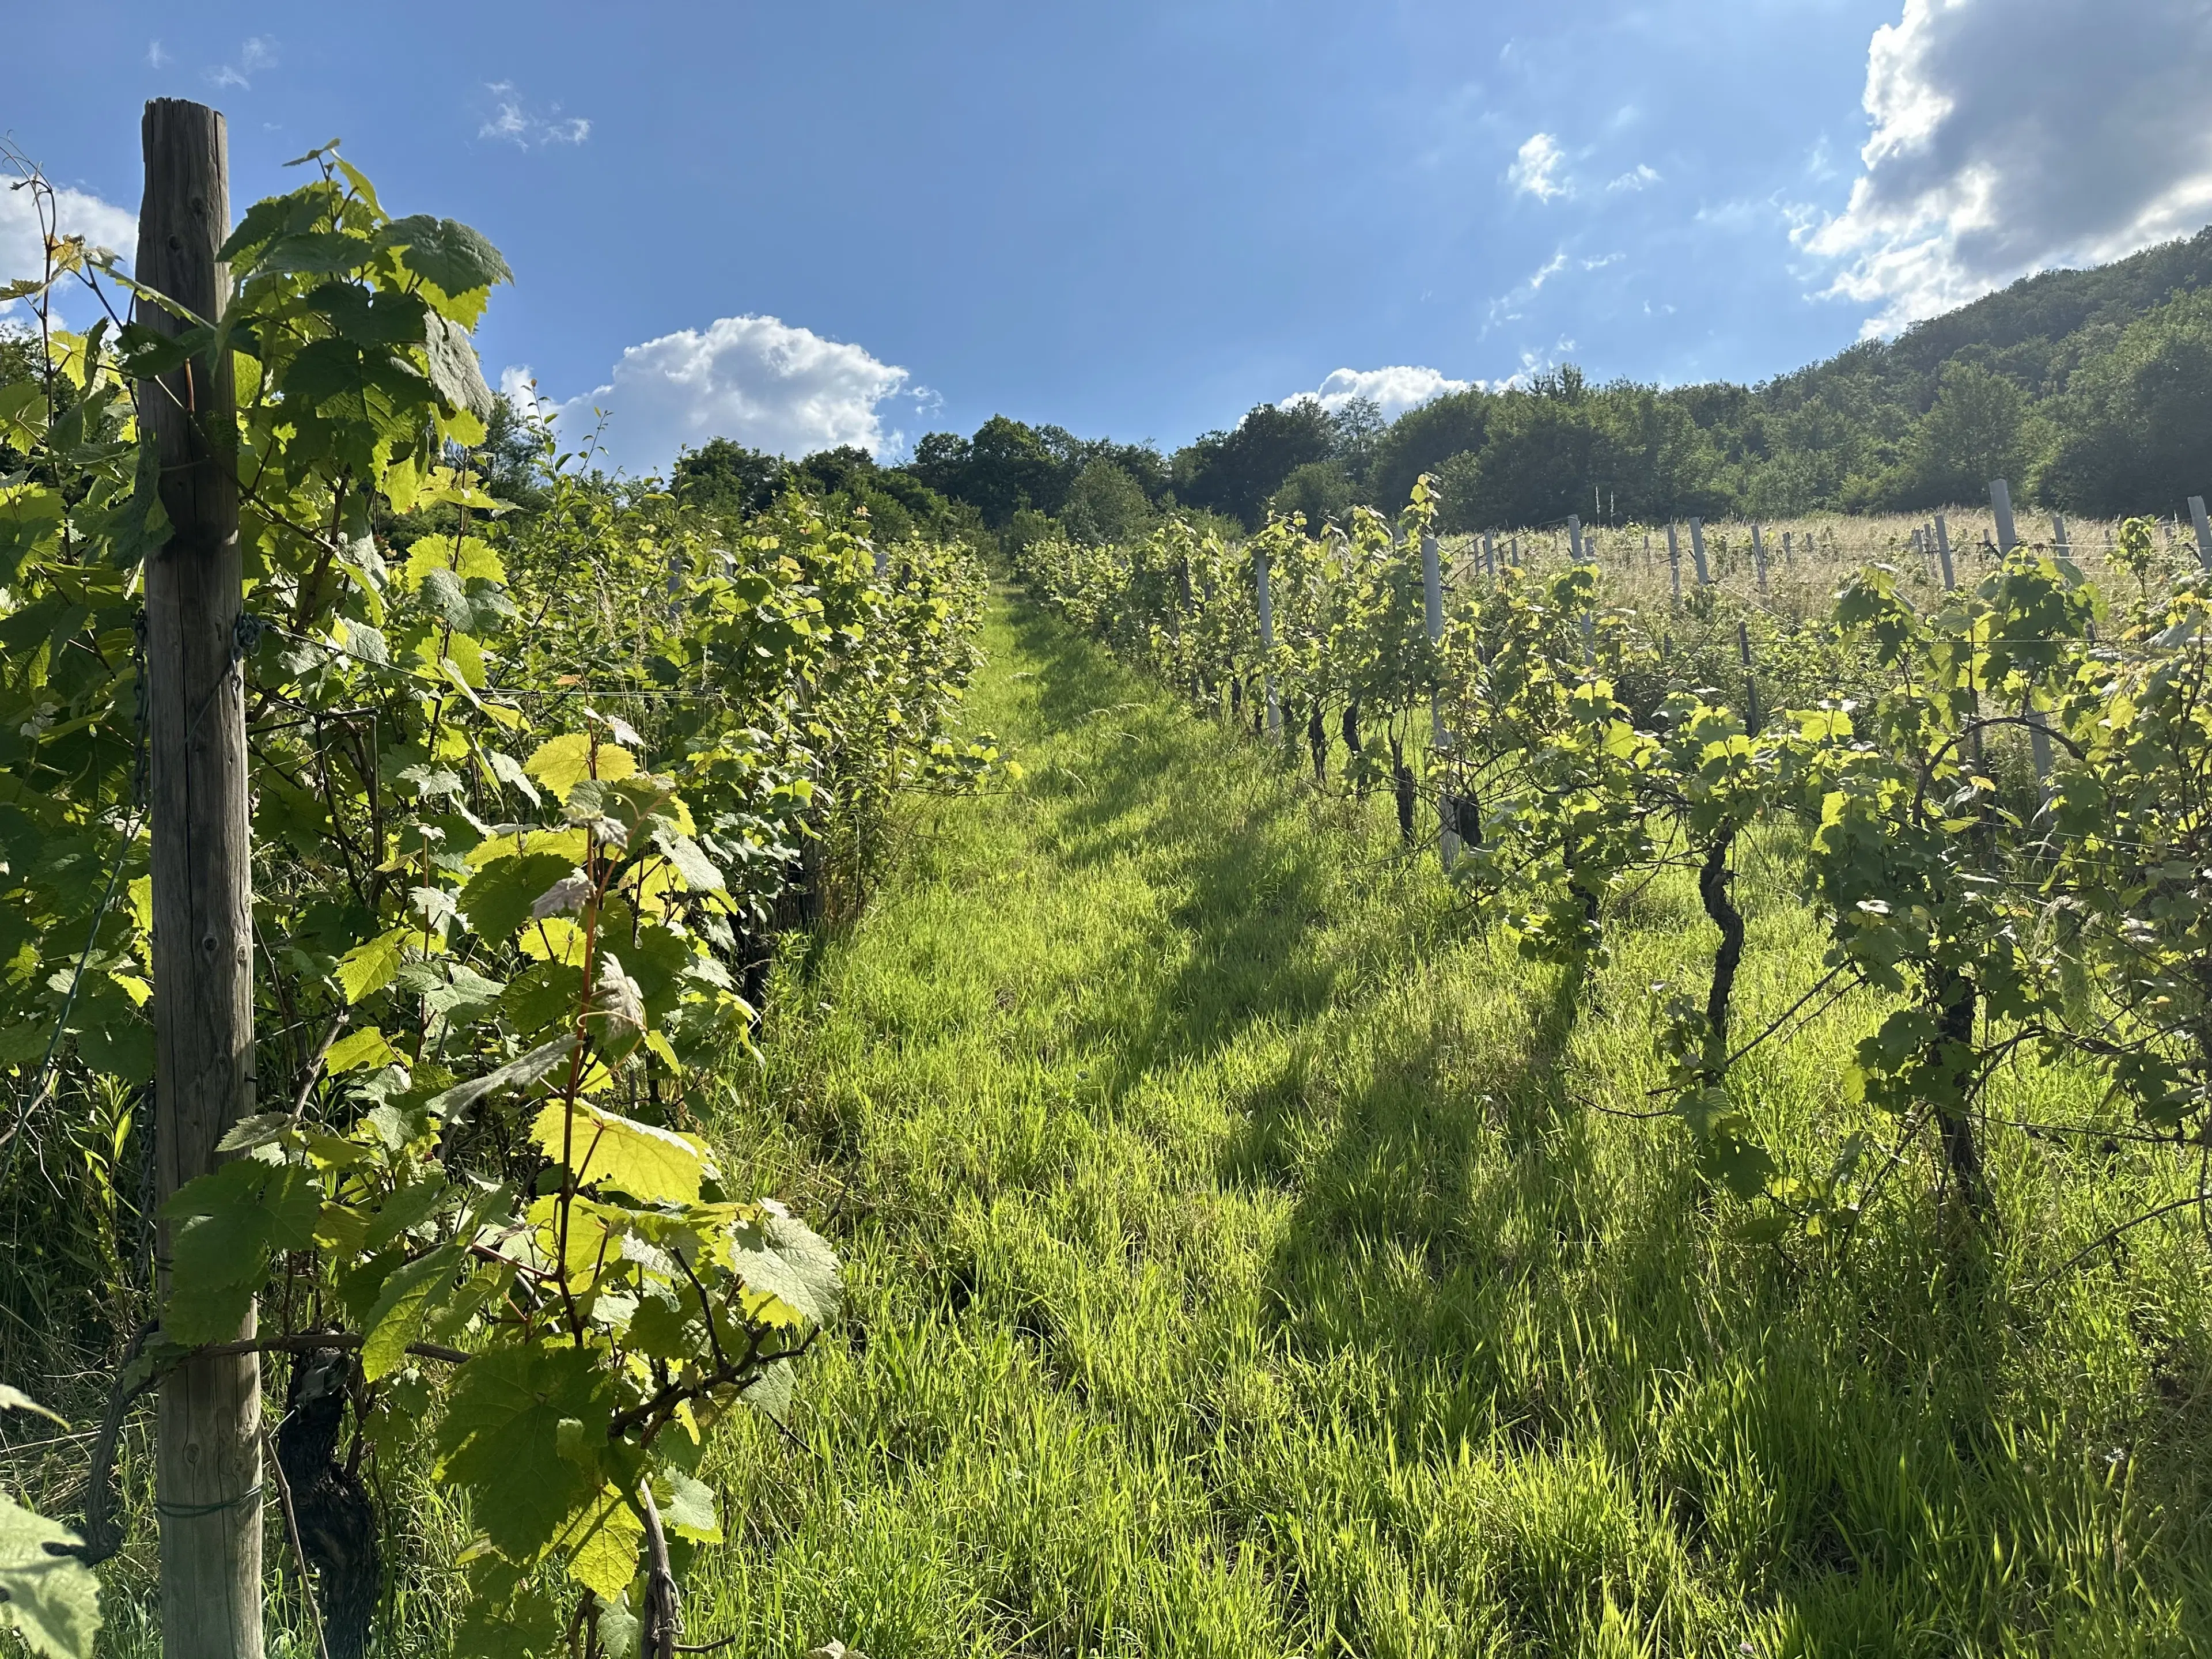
0;1496;101;1659
336;929;410;1005
524;734;637;804
529;1099;709;1205
404;535;503;589
556;1486;645;1601
324;1027;400;1075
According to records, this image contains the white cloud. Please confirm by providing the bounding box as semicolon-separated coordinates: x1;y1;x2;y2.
146;40;169;68
0;179;137;325
1508;132;1569;202
1811;0;2212;335
1606;164;1661;193
1289;366;1472;420
480;82;590;148
204;35;276;91
1486;248;1570;329
540;315;914;476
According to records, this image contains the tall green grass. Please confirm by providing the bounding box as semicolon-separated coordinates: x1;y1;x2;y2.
683;597;2212;1657
22;594;2200;1656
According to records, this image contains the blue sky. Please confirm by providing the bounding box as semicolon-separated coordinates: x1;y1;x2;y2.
10;1;2212;474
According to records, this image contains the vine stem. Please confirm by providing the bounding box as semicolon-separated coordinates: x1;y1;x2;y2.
263;1424;334;1659
639;1479;682;1659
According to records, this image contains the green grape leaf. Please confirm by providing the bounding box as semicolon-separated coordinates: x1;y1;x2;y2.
433;1342;608;1560
652;829;724;892
374;215;513;299
454;1592;563;1659
425;311;494;422
0;1496;101;1659
501;960;585;1039
659;1471;721;1543
728;1201;841;1329
160;1160;323;1344
739;1357;794;1425
529;1099;710;1205
360;1243;463;1381
425;1035;576;1126
365;1177;454;1252
461;853;578;946
592;1594;643;1659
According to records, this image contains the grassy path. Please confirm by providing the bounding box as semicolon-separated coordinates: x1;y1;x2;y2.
687;600;2207;1658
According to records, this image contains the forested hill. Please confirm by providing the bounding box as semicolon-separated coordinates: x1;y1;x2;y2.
662;223;2212;545
1801;223;2212;407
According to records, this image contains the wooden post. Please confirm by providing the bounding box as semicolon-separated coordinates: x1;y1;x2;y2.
138;98;264;1659
1688;517;1711;585
1782;529;1793;568
2189;496;2212;571
1751;522;1768;593
1253;544;1281;741
1738;620;1759;730
1987;481;2053;782
1665;522;1682;608
1990;479;2018;557
1421;532;1456;869
1482;532;1495;578
1567;514;1582;562
1934;513;1956;590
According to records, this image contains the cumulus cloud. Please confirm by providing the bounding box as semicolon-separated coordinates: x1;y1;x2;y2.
480;83;590;148
537;315;915;476
1289;366;1473;420
1811;0;2212;335
0;180;137;324
1607;164;1661;193
1508;132;1569;202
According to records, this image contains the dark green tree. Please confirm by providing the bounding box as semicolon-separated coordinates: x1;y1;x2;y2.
673;437;788;519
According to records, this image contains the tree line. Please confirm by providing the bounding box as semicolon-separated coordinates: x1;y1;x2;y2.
660;219;2212;549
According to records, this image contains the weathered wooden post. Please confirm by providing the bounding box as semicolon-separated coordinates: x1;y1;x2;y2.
1934;512;1956;590
137;97;264;1659
1421;529;1456;869
1253;543;1281;741
1665;522;1682;608
1991;480;2051;783
1567;514;1582;562
1989;478;2018;557
1688;517;1711;585
2188;496;2212;571
1751;522;1768;594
